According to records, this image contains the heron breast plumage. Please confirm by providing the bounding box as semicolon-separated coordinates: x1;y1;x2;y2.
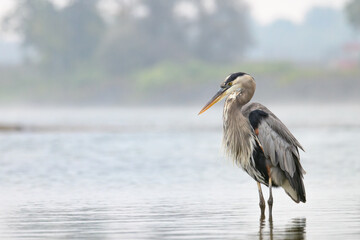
223;98;268;184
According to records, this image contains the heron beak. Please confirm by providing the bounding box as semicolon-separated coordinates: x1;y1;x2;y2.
198;87;229;115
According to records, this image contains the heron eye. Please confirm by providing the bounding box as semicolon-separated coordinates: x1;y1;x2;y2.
228;82;232;86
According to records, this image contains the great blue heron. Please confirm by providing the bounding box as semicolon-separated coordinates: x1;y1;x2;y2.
199;72;306;217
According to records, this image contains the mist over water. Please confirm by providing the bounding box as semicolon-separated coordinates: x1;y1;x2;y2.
0;106;359;239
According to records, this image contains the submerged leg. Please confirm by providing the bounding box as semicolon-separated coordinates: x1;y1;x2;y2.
257;182;265;219
268;177;273;220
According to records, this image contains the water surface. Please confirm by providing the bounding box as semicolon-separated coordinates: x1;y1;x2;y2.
0;105;359;239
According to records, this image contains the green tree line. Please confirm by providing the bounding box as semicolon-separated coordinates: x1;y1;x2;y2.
4;0;252;74
0;0;359;104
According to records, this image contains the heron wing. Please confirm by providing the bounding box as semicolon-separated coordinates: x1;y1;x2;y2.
242;103;305;177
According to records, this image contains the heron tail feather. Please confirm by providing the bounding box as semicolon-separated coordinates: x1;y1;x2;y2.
281;179;306;203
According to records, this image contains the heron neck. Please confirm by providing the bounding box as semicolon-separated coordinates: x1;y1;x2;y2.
222;94;255;168
223;95;247;121
237;89;254;106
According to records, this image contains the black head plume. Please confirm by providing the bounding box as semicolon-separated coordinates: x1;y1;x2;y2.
221;72;248;88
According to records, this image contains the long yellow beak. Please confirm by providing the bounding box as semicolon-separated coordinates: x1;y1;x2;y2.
198;87;229;115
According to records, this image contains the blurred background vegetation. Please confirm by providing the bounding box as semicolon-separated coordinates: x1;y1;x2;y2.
0;0;359;105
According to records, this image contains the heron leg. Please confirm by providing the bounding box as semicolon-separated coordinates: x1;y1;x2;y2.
268;177;273;220
257;182;265;218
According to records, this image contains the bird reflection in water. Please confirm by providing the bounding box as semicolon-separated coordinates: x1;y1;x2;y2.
258;217;306;240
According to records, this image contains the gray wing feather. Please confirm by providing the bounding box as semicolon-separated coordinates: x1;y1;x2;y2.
242;103;305;177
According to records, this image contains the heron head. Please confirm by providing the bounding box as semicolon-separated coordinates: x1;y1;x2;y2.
198;72;255;115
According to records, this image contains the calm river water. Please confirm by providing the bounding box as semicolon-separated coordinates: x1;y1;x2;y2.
0;105;359;239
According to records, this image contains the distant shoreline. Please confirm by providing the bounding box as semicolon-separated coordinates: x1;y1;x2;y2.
0;104;359;133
